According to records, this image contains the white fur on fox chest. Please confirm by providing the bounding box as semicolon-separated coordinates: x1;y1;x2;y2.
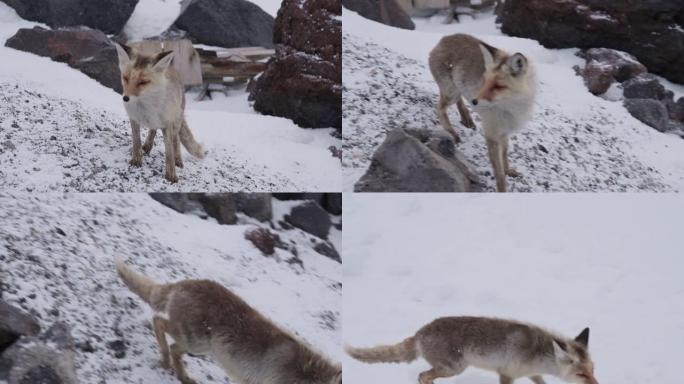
123;80;182;130
465;350;554;378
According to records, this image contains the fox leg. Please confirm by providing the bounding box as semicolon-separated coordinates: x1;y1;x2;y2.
500;375;515;384
129;120;142;167
486;137;507;192
152;316;171;369
173;132;183;168
436;92;461;144
162;127;178;183
170;343;197;384
142;128;157;154
502;137;520;177
418;366;462;384
529;376;546;384
456;97;475;129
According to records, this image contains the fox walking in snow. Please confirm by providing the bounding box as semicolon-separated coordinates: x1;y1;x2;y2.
347;316;598;384
114;43;205;183
115;259;341;384
429;34;536;192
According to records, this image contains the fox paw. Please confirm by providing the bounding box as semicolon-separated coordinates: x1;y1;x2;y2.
175;160;184;168
129;157;142;167
506;168;521;178
165;174;178;183
142;143;153;154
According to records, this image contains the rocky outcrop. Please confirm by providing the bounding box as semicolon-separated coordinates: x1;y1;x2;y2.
576;48;647;95
500;0;684;84
174;0;274;48
355;128;479;192
0;322;77;384
250;0;342;130
0;301;40;353
624;99;670;132
235;193;272;222
149;193;237;225
284;201;332;240
342;0;415;30
0;0;138;35
5;27;121;93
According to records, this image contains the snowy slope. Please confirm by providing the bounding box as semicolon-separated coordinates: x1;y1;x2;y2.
342;9;684;192
0;3;341;192
0;194;341;383
343;193;684;384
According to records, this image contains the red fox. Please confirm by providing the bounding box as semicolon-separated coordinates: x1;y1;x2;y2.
429;34;536;192
114;43;205;183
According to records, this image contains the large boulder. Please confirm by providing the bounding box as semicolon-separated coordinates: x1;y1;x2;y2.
0;0;138;34
5;27;121;93
284;201;332;240
235;193;272;222
624;99;670;132
149;193;237;225
500;0;684;84
250;0;342;130
622;74;673;101
576;48;647;95
342;0;415;30
0;323;77;384
0;301;40;353
355;128;479;192
667;97;684;122
174;0;274;48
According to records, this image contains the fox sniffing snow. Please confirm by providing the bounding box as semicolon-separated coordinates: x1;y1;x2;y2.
347;316;598;384
114;43;205;183
429;34;536;192
115;259;341;384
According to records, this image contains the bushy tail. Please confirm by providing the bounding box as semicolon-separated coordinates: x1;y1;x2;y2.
115;258;170;311
179;118;205;158
345;337;418;364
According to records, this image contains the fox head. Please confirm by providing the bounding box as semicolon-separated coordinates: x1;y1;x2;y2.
553;328;598;384
114;43;175;103
471;44;533;107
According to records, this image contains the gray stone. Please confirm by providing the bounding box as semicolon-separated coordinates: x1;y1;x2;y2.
0;300;40;353
342;0;415;30
623;74;671;101
582;48;647;82
624;99;670;132
149;193;237;225
313;241;341;263
235;193;272;222
285;201;331;240
355;128;478;192
666;97;684;122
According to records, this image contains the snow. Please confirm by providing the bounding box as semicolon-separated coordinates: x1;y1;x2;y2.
123;0;183;41
0;3;341;192
343;193;684;384
342;8;684;192
1;193;341;383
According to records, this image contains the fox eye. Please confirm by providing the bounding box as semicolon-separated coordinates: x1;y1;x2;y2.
137;80;150;86
576;373;589;379
493;84;507;91
123;76;129;82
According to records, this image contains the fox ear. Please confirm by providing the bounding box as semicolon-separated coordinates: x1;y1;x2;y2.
153;50;175;71
114;43;132;68
552;339;571;361
575;327;590;347
479;43;495;69
507;53;527;76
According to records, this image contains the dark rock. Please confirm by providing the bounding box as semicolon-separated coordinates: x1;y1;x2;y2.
321;193;342;215
582;48;647;82
106;339;126;359
500;0;684;84
624;99;670;132
244;228;279;256
0;322;76;384
622;74;671;100
579;61;615;95
273;193;324;205
355;128;478;192
284;201;332;240
313;241;341;263
342;0;415;30
150;193;237;225
174;0;274;48
0;300;40;353
235;193;272;222
250;0;341;130
5;27;121;93
0;0;138;34
666;97;684;122
75;340;95;353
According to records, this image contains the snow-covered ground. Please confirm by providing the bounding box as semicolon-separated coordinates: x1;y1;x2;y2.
342;9;684;192
0;193;341;383
0;3;341;192
343;193;684;384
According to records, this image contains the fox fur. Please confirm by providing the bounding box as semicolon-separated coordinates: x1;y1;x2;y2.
347;316;597;384
114;43;205;183
429;33;536;192
115;259;341;384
